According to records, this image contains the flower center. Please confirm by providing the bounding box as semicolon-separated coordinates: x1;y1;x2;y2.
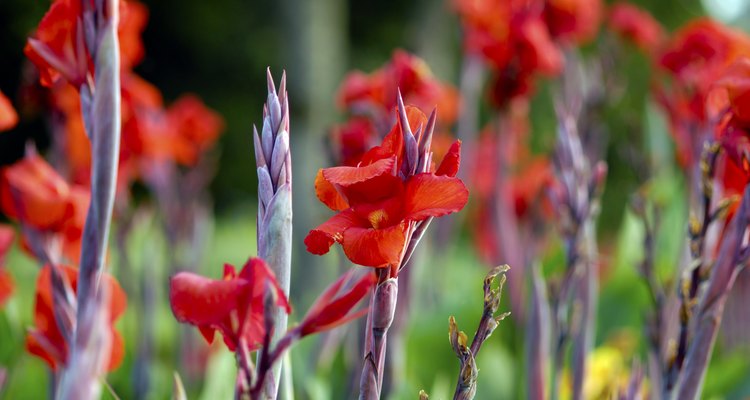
367;209;389;229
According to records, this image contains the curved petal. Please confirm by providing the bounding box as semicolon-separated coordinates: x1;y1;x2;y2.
404;173;469;221
435;140;461;177
0;90;18;132
322;156;396;187
240;257;292;314
169;272;246;326
342;223;408;267
106;330;125;371
314;169;349;211
300;272;376;336
304;209;362;255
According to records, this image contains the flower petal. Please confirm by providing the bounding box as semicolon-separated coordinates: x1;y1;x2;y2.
305;209;362;255
299;272;376;336
404;173;469;221
435;140;461;177
169;271;246;326
314;169;349;211
322;156;396;187
342;223;408;267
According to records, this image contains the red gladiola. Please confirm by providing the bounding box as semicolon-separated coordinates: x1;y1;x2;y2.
25;264;127;371
297;271;376;337
306;106;468;268
0;90;18;132
169;257;291;352
608;3;665;54
0;225;14;309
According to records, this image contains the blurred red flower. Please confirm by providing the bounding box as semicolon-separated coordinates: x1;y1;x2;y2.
169;257;290;352
0;153;90;264
337;50;459;125
453;0;563;106
25;0;149;88
0;225;14;309
24;0;91;88
608;3;665;54
0;91;18;132
306;106;468;268
543;0;602;44
655;18;750;167
26;264;127;371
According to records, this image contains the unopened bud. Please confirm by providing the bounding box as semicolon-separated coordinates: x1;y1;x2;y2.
372;278;398;332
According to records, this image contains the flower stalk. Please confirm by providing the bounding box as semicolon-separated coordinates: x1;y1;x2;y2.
253;68;293;399
57;0;122;397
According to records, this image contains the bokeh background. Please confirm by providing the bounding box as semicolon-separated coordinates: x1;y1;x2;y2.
3;0;750;399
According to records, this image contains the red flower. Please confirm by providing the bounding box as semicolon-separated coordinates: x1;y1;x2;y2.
163;94;225;166
297;270;376;337
0;90;18;132
655;19;750;167
24;0;90;87
26;264;127;371
169;257;291;352
337;50;459;125
543;0;602;44
608;3;665;54
331;117;378;167
0;153;90;264
25;0;150;88
453;0;563;106
0;225;14;309
305;106;468;268
0;153;75;231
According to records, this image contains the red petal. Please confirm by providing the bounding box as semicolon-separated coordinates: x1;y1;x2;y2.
322;156;396;187
240;257;292;314
435;140;461;177
305;209;363;255
404;173;469;221
300;272;376;336
341;223;408;267
314;169;349;211
107;330;125;371
169;272;246;326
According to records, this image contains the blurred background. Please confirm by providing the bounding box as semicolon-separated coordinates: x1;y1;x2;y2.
3;0;750;399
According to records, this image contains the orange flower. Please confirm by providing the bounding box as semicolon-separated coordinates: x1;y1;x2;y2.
306;106;468;268
608;3;664;54
26;264;127;371
0;90;18;132
169;257;290;352
0;225;14;309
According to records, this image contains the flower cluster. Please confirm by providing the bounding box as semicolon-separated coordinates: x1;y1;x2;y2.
453;0;602;107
